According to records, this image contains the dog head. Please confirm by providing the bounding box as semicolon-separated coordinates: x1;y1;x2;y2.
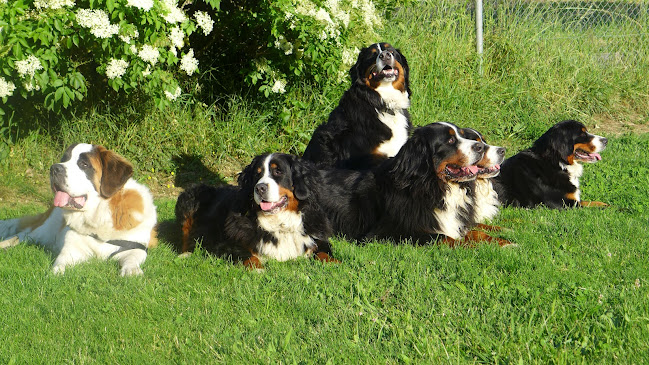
460;128;505;178
532;120;608;165
350;42;410;94
389;122;485;184
238;153;318;214
50;143;133;210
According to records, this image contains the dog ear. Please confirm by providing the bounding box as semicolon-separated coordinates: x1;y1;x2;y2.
386;131;431;189
534;124;573;163
289;155;317;201
97;146;133;198
349;46;368;85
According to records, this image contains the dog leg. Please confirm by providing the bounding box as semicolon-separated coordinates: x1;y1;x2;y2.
464;230;517;247
579;201;609;208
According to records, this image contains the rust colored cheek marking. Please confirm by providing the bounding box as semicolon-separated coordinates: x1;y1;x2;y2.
17;207;56;232
279;186;299;212
391;62;407;92
109;189;145;230
566;154;575;165
574;142;596;153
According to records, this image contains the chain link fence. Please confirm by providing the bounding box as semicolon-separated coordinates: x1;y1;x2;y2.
484;0;649;65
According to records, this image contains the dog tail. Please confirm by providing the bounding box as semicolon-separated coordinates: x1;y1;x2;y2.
175;184;219;253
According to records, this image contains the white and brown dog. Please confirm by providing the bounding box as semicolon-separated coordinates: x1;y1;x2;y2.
0;143;157;276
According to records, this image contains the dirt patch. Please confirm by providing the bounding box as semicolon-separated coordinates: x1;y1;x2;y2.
591;112;649;136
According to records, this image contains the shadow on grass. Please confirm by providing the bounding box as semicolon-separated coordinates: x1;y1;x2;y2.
172;154;229;189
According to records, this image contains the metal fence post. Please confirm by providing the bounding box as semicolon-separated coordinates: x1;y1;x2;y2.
476;0;484;75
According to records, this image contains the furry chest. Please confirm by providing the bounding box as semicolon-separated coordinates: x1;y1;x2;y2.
433;184;473;239
375;111;409;158
256;211;316;261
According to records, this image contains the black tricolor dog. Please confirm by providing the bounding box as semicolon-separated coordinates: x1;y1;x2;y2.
494;120;608;209
317;122;511;247
303;42;411;169
175;154;336;268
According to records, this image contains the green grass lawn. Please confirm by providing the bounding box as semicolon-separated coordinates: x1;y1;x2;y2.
1;134;648;363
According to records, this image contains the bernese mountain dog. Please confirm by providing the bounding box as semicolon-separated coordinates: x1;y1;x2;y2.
302;42;411;169
317;122;511;247
175;153;336;269
494;120;608;209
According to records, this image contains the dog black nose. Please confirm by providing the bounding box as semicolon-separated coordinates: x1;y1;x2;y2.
601;137;608;147
255;183;268;197
378;51;393;61
50;164;65;177
472;143;485;154
496;147;506;156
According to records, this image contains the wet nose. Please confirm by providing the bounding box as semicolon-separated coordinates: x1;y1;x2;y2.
255;183;268;197
50;164;65;178
601;137;608;147
496;147;506;156
378;51;393;61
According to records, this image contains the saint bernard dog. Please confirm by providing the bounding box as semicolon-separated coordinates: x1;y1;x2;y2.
0;144;157;276
494;120;608;209
302;42;411;169
318;122;512;247
175;153;336;269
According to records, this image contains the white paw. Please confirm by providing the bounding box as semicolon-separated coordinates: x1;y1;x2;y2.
0;236;20;249
120;266;144;276
52;265;66;275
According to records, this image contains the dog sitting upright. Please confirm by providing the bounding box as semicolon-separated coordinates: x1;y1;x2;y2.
302;42;411;169
0;144;157;275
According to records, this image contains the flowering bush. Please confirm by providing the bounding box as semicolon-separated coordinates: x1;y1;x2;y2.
0;0;219;116
0;0;392;118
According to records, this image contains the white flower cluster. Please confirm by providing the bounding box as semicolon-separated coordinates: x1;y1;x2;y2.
24;81;41;92
33;0;75;10
271;79;286;94
162;0;186;24
324;0;350;28
0;77;16;98
16;55;43;78
274;35;293;56
126;0;153;11
342;47;359;66
180;49;199;76
76;9;119;38
120;29;139;44
164;86;182;100
106;59;128;79
359;0;380;27
169;27;184;49
194;11;214;35
138;45;160;66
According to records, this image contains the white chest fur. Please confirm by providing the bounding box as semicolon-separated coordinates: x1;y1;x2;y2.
256;210;315;261
374;84;410;158
434;183;472;239
560;162;583;202
473;179;500;223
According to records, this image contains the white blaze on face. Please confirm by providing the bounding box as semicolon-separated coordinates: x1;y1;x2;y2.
59;144;97;195
254;154;282;205
439;122;484;166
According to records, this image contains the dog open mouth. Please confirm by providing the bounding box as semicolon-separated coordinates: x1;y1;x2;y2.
53;190;87;210
259;196;288;214
373;65;398;80
477;164;501;178
574;149;602;163
444;164;479;181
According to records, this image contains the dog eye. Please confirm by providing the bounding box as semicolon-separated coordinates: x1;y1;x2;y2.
78;160;89;169
448;137;456;144
272;168;283;176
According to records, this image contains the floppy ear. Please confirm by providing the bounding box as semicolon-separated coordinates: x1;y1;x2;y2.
396;48;411;96
534;126;573;163
237;155;262;198
98;146;133;198
289;155;318;201
386;132;431;189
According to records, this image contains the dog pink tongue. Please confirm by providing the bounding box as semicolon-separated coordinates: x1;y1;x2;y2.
592;153;602;161
467;165;480;174
260;201;276;211
53;191;71;207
